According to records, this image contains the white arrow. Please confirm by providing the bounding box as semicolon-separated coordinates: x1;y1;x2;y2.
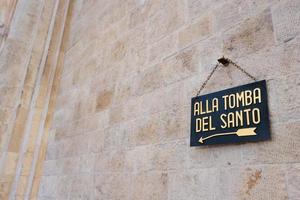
199;127;257;143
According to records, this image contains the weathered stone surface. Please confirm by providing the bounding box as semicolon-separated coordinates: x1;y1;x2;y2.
69;174;93;200
187;0;223;20
93;173;131;200
168;168;217;200
3;0;297;199
94;149;127;172
215;165;288;200
242;120;300;164
223;9;275;58
178;16;212;48
286;163;300;200
151;140;188;171
272;0;300;43
128;0;162;28
148;34;178;66
95;90;114;112
131;171;168;200
267;73;300;123
132;113;162;146
148;0;185;43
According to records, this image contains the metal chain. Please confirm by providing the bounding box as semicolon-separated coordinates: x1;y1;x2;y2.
226;58;257;81
195;57;257;96
196;63;220;96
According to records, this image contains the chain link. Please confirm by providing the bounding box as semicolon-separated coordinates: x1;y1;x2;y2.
195;57;257;96
196;63;220;96
226;58;257;81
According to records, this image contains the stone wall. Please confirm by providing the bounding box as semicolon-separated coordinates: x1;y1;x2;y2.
31;0;300;199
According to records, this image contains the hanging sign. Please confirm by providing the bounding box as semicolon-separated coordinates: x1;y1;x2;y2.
190;80;270;146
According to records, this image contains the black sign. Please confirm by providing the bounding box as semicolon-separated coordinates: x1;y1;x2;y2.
190;80;270;146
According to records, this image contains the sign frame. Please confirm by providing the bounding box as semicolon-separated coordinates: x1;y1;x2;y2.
190;80;271;146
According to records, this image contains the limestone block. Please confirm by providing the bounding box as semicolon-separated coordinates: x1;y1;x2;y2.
90;67;119;95
0;39;28;87
148;33;178;66
60;157;80;175
54;125;70;141
93;173;131;200
126;24;148;50
151;140;188;171
45;144;58;161
286;163;300;200
215;165;288;200
42;160;58;176
94;149;127;172
89;130;106;153
0;86;19;108
161;47;199;85
109;96;143;124
121;46;147;77
8;0;40;43
52;106;72;127
267;73;300;123
125;145;153;172
139;81;184;116
272;0;300;43
236;36;300;81
168;168;217;200
187;0;224;20
178;16;212;48
132;113;162;146
72;92;94;121
212;0;252;32
56;139;73;158
55;90;77;111
63;38;97;77
95;89;114;112
128;0;162;28
102;122;134;151
69;174;93;200
71;134;90;156
84;110;110;133
131;171;168;200
113;73;138;103
96;25;118;48
159;107;188;141
223;9;275;58
136;64;165;95
38;175;58;198
71;61;96;87
188;142;242;169
137;46;198;95
0;107;13;125
97;0;127;30
242;120;300;164
148;0;185;43
109;40;128;63
78;154;95;173
67;14;98;51
55;175;72;199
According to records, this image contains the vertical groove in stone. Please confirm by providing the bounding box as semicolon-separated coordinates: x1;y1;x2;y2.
7;0;59;199
25;1;71;199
